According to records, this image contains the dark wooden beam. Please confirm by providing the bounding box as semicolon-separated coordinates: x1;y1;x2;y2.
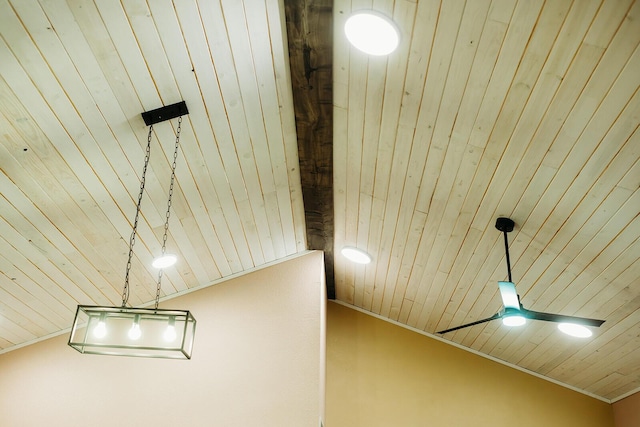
284;0;335;299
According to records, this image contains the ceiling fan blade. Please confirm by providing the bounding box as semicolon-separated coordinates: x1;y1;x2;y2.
437;312;502;334
522;308;605;327
498;281;520;309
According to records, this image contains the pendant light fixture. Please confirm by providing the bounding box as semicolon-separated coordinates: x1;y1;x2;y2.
68;102;196;359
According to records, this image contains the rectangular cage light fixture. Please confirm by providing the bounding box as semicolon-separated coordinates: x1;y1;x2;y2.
68;306;196;359
68;103;195;360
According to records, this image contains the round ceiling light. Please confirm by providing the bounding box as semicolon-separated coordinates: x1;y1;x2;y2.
341;246;372;264
344;11;400;56
152;254;177;269
558;323;593;338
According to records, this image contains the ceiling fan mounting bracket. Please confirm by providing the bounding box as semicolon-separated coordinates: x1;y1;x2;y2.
495;217;514;233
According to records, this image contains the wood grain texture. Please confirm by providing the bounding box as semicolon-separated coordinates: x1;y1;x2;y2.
284;0;335;298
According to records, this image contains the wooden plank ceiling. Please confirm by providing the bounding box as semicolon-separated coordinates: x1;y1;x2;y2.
0;0;638;403
0;0;306;345
331;0;639;402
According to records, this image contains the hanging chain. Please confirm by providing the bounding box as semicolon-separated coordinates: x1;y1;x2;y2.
122;125;154;307
155;116;182;310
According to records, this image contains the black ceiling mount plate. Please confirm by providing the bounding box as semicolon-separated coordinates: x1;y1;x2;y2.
141;101;188;126
495;217;515;233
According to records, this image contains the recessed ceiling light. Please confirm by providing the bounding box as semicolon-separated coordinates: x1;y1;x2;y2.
558;323;593;338
152;254;177;269
341;246;372;264
344;11;400;56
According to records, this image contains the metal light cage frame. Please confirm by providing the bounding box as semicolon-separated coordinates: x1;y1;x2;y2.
69;306;196;359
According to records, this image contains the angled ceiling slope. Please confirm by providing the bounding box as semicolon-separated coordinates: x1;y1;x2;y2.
0;0;305;351
331;0;640;402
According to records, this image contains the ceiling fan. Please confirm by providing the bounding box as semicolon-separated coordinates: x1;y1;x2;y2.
437;217;605;336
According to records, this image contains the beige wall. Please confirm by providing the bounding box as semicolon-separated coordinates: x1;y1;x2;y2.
613;392;640;427
0;251;326;427
326;302;614;427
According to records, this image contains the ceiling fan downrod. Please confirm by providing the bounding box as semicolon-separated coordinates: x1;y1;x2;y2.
495;217;515;283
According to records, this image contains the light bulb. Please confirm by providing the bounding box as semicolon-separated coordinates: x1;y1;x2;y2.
164;317;177;342
502;315;526;327
93;320;107;338
164;325;177;342
152;254;177;269
128;315;142;340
